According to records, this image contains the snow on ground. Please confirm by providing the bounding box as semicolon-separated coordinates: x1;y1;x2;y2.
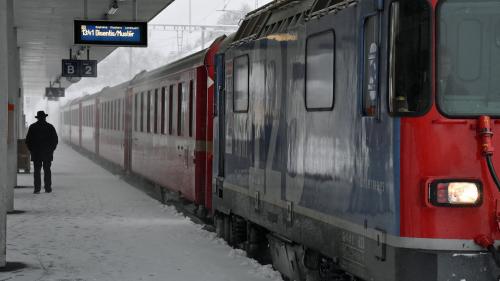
1;144;283;281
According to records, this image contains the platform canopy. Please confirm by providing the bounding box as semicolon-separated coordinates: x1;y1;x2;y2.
14;0;175;97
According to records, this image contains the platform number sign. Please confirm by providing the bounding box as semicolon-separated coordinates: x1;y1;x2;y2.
80;60;97;77
45;87;65;98
62;59;97;78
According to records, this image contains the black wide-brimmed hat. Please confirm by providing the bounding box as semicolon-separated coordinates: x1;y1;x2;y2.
35;111;48;119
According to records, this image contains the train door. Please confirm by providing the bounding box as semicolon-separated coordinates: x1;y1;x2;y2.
350;2;393;218
124;88;133;173
214;54;226;198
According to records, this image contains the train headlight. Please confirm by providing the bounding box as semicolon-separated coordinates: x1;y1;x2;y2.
429;180;482;207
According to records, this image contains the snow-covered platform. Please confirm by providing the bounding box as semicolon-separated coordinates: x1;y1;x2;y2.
1;144;282;281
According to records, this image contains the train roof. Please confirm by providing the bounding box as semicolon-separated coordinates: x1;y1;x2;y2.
130;48;207;86
231;0;356;44
130;35;227;86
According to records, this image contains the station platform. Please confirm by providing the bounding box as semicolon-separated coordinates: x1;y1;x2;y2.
1;144;282;281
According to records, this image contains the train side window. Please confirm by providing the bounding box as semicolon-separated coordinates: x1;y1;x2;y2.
305;30;335;111
161;87;166;134
147;91;151;133
189;80;194;137
388;1;431;115
140;92;144;132
107;101;113;130
154;89;159;134
134;94;138;132
118;100;121;130
113;101;116;129
116;100;119;130
362;15;380;117
106;103;109;129
99;105;102;128
112;101;115;130
103;103;106;129
177;83;184;136
169;85;174;135
233;55;249;113
113;101;116;130
107;102;110;129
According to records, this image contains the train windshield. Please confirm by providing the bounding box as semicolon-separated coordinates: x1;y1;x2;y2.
438;0;500;116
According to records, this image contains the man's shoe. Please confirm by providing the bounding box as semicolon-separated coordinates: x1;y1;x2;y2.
33;190;40;194
45;189;52;193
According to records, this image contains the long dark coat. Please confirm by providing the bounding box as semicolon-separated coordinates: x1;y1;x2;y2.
25;120;58;162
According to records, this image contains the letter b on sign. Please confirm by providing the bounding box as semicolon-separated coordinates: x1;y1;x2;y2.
62;60;79;77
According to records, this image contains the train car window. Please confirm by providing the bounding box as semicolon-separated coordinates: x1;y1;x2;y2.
108;102;112;130
113;100;118;130
122;99;125;131
161;87;166;134
103;103;106;129
115;100;118;130
147;91;151;133
112;101;115;130
177;83;184;136
169;85;174;135
118;100;121;131
140;92;144;132
134;94;138;132
99;105;101;128
109;102;112;129
437;0;500;116
305;30;335;111
362;15;380;117
106;101;113;130
388;1;431;115
154;89;159;134
189;80;194;137
113;101;116;130
233;55;249;113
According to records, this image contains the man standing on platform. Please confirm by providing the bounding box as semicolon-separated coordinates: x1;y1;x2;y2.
25;111;58;194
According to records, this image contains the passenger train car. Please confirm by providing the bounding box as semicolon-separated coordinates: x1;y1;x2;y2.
62;37;225;211
61;0;500;280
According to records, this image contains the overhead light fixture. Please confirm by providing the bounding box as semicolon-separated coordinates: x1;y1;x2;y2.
107;0;119;15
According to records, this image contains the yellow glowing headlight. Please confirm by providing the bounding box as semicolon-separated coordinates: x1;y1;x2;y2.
447;182;480;204
429;180;482;207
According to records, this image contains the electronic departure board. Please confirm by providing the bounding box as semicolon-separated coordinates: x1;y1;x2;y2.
74;20;148;47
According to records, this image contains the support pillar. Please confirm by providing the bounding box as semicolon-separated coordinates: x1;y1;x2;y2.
0;0;14;268
6;16;19;213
